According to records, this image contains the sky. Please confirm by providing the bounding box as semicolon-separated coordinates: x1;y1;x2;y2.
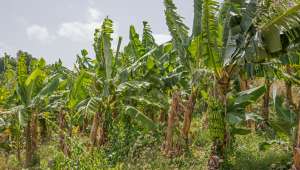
0;0;194;68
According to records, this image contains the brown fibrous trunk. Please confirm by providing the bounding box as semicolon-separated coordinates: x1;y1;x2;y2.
97;111;107;146
164;91;181;156
240;76;255;131
97;124;108;146
25;120;32;168
262;79;271;121
159;109;167;123
90;112;100;146
182;88;197;142
25;112;38;168
40;118;48;143
293;101;300;170
59;110;70;156
286;81;293;107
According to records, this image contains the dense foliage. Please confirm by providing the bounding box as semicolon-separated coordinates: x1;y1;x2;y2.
1;0;300;169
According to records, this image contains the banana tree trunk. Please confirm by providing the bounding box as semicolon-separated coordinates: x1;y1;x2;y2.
59;110;70;156
286;65;294;108
39;117;48;143
159;109;167;123
25;119;32;168
240;77;255;131
97;111;107;146
16;128;22;165
262;79;271;122
90;112;100;146
17;145;21;165
182;88;197;143
31;112;38;158
98;123;108;146
165;91;181;155
25;112;38;168
293;104;300;170
286;81;293;107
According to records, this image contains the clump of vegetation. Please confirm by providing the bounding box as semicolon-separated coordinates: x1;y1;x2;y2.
1;0;300;169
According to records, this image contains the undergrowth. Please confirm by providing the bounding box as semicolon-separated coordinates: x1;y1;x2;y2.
0;118;292;170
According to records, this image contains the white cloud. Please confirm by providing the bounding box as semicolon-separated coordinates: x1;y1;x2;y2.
26;25;52;42
57;8;103;43
153;34;171;45
57;8;119;44
58;22;98;42
88;8;102;21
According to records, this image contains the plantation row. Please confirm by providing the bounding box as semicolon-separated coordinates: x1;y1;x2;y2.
1;0;300;169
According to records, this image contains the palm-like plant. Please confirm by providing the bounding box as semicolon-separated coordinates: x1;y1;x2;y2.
14;54;60;167
189;0;300;169
86;17;169;146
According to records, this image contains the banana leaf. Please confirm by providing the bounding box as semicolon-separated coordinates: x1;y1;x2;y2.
262;27;282;53
228;85;266;112
125;106;157;131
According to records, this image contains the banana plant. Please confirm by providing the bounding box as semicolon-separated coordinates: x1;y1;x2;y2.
43;60;76;156
188;0;300;169
237;63;276;127
91;18;173;146
13;54;60;168
72;16;182;148
162;0;205;155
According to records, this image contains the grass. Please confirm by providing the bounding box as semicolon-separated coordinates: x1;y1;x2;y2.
228;134;292;170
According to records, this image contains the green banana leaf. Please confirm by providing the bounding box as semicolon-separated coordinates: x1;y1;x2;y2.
125;106;157;131
229;85;266;111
